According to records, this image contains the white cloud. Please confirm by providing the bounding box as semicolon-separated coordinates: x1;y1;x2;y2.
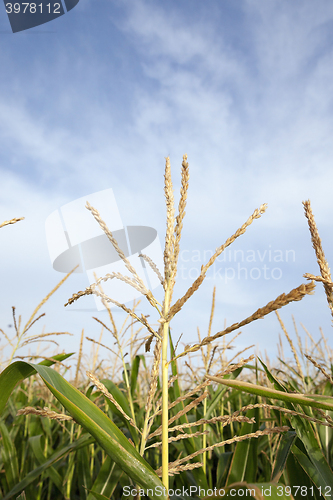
1;0;333;364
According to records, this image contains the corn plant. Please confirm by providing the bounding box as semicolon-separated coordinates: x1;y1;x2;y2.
206;200;333;500
1;156;331;499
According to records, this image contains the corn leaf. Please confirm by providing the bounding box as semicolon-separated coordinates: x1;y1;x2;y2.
28;434;63;492
0;353;74;416
226;405;259;485
286;452;322;500
205;376;333;412
1;433;94;500
0;422;20;492
87;457;123;500
101;378;140;446
130;355;143;397
258;358;333;498
0;361;166;499
271;430;297;482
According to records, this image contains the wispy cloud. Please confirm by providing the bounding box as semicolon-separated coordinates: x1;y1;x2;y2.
1;0;333;362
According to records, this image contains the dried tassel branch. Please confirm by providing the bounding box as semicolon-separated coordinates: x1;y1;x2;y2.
17;406;73;421
86;371;140;432
0;217;25;228
159;426;289;473
167;203;268;321
175;281;315;360
303;200;333;319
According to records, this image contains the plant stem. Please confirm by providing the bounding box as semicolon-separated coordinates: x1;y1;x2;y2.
121;349;137;427
203;397;207;474
162;288;171;492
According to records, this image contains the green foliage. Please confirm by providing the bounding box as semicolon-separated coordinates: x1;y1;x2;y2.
2;163;333;499
1;340;333;499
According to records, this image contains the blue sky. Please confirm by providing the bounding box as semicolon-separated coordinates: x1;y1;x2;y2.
1;0;333;371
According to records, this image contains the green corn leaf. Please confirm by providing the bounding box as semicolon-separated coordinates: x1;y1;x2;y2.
13;493;26;500
271;430;297;482
87;456;123;500
0;353;74;416
0;361;166;500
205;376;333;412
317;410;333;463
1;433;95;500
0;421;20;492
169;330;209;491
258;358;333;493
291;445;332;500
216;451;232;488
28;434;63;492
100;378;140;446
286;452;322;500
259;357;333;494
204;368;243;422
77;444;93;498
226;405;259;485
85;490;110;500
207;365;333;491
130;355;142;397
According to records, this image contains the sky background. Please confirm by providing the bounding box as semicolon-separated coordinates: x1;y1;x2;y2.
1;0;333;374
